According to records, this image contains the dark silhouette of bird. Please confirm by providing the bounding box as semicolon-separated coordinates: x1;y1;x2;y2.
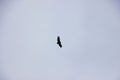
57;36;62;48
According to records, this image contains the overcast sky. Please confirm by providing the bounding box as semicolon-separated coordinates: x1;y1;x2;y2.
0;0;120;80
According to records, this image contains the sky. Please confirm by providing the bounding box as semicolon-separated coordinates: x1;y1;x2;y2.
0;0;120;80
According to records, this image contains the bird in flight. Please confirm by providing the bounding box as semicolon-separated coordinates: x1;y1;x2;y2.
57;36;62;48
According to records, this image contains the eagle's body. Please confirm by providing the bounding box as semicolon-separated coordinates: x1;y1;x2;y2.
57;36;62;48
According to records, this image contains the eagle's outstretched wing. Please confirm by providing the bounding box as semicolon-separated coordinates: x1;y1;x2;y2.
57;36;62;48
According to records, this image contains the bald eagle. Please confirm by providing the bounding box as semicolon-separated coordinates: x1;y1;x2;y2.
57;36;62;48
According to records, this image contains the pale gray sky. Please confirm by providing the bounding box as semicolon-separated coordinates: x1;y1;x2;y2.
0;0;120;80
